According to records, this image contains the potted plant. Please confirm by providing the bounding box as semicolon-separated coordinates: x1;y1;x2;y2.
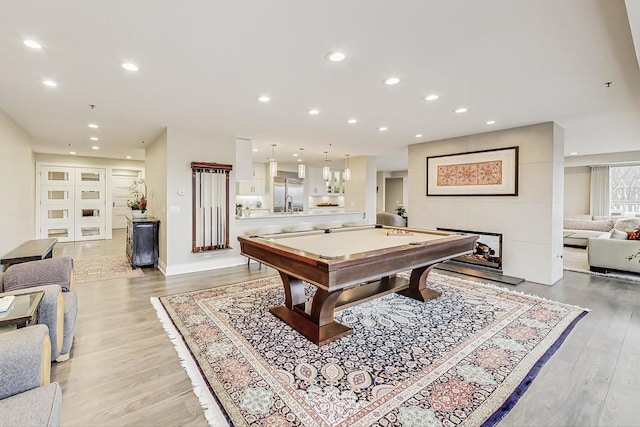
127;179;147;218
235;202;243;217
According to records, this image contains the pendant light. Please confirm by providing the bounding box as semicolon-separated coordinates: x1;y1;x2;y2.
343;154;352;182
297;148;306;178
322;151;331;181
269;144;277;177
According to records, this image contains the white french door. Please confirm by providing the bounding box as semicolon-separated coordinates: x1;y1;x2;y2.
74;168;106;241
38;166;107;242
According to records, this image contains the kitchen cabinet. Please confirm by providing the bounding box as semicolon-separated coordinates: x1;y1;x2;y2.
237;163;266;195
126;216;160;268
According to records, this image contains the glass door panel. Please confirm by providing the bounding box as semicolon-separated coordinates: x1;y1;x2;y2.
41;166;74;186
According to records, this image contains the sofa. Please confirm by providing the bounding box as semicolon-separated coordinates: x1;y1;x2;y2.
563;215;615;247
0;325;63;427
587;216;640;274
0;257;78;362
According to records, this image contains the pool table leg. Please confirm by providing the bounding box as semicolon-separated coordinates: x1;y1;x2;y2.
400;264;441;301
278;272;307;307
270;273;353;346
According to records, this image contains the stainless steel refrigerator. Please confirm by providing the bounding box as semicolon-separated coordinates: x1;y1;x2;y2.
273;175;304;213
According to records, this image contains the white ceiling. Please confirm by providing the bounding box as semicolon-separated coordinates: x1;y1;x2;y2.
1;0;639;172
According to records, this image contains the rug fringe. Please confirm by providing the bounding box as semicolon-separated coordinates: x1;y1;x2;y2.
563;266;640;283
150;297;229;427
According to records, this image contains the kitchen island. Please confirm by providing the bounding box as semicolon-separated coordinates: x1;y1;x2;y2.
236;211;367;236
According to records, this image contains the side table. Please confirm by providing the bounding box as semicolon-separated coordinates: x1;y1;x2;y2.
0;291;44;329
1;238;58;268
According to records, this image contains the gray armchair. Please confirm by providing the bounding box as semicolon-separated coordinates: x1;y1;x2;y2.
1;257;78;362
376;211;407;227
0;325;62;427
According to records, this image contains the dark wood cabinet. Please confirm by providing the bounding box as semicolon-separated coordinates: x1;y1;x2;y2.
126;216;160;268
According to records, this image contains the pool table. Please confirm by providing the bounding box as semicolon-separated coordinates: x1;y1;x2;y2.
238;225;477;345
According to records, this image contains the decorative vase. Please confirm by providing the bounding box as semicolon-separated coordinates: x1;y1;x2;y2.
132;210;147;219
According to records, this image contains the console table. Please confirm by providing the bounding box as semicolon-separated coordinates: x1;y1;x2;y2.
126;216;160;268
1;238;58;268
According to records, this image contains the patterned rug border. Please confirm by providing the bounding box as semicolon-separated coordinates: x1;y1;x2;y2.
151;297;231;426
73;254;144;284
482;309;587;426
153;271;589;427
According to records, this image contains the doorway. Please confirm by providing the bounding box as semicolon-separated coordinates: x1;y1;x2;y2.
112;169;143;229
385;177;404;213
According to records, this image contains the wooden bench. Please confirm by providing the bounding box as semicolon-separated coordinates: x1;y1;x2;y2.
1;238;58;268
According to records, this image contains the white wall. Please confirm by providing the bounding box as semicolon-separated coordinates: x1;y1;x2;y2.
0;110;34;259
34;153;145;170
344;156;377;223
562;150;640;217
145;129;168;267
163;127;241;275
564;166;590;215
564;150;640;167
408;122;564;285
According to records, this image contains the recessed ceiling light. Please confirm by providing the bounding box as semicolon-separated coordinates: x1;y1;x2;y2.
569;152;578;156
91;146;99;150
88;123;99;129
415;134;423;138
348;118;358;124
24;40;42;49
454;107;468;113
326;51;346;62
424;94;439;101
252;148;259;152
69;151;76;155
293;153;298;157
378;126;388;131
121;62;139;72
258;95;270;103
90;137;99;141
309;109;320;115
126;155;132;159
42;79;57;87
384;77;400;85
486;120;496;125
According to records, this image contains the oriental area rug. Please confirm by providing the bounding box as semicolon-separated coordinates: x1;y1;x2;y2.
152;272;587;427
73;254;144;284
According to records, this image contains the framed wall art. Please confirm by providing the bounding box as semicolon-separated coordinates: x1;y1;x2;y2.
426;146;519;196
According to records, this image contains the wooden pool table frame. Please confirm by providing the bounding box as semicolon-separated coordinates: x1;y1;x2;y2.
238;225;477;346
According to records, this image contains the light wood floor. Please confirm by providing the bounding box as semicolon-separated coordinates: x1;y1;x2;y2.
51;230;640;426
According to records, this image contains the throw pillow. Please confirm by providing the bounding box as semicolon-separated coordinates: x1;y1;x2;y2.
627;228;640;240
610;229;628;240
614;217;640;232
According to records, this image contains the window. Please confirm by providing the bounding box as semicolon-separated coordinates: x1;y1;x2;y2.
610;165;640;216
